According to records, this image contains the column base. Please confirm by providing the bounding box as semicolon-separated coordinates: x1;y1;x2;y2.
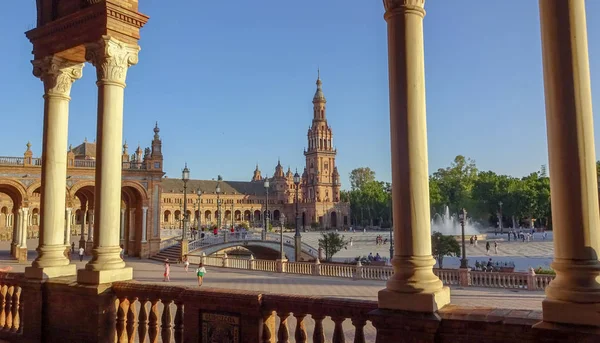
25;263;76;279
378;286;451;313
16;247;28;263
541;298;600;327
77;267;133;285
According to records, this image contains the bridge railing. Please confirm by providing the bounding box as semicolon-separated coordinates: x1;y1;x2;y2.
187;254;556;290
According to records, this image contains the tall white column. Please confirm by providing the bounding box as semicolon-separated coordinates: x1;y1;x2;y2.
537;0;600;327
65;208;72;246
20;208;29;249
142;207;148;242
25;56;83;279
79;208;87;247
378;0;450;312
78;36;139;284
15;210;22;247
120;208;126;241
129;208;136;242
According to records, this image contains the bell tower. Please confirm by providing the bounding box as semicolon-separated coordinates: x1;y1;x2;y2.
303;71;337;207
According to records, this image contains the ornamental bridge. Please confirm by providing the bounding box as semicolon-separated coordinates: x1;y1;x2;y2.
152;232;319;262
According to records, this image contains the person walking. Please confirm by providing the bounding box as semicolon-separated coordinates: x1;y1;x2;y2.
494;241;498;254
183;255;190;272
71;241;75;254
196;262;207;286
163;259;171;282
485;241;490;255
78;247;84;262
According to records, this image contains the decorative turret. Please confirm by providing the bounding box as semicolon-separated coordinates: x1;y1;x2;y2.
122;141;129;162
135;144;143;162
251;164;263;182
24;142;33;165
149;122;163;171
286;166;293;179
151;122;162;158
67;144;75;167
274;159;285;179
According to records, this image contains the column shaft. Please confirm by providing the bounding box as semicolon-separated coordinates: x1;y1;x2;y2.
378;0;449;312
79;208;87;248
87;210;94;242
20;208;28;249
538;0;600;326
129;209;136;241
120;209;126;241
15;210;22;247
65;208;72;245
142;207;148;242
78;36;139;284
26;56;82;279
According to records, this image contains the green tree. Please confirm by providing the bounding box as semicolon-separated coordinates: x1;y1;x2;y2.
349;167;376;190
431;232;461;269
318;232;348;261
431;155;478;214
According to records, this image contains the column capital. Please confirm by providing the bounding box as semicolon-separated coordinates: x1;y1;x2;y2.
32;56;84;98
383;0;425;18
85;35;140;87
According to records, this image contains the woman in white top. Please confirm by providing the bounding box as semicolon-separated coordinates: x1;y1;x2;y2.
196;263;207;286
183;255;190;272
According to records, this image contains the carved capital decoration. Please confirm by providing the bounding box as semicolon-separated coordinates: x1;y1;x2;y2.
85;35;140;86
32;56;84;98
383;0;425;18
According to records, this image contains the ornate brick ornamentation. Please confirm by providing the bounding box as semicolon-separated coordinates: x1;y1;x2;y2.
32;56;84;97
85;36;140;86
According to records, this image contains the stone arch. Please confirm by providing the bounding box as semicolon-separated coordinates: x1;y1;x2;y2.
121;184;147;257
225;210;231;221
121;181;149;201
32;208;40;226
175;210;181;221
234;210;241;221
331;211;338;228
0;179;27;207
68;180;96;200
243;210;251;221
163;210;171;223
273;209;280;221
254;210;261;221
204;210;211;222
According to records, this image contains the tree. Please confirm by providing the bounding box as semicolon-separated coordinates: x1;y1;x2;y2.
431;155;478;214
318;232;348;261
349;167;376;190
431;231;461;269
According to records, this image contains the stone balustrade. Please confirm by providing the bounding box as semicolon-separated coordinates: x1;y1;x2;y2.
0;155;146;170
0;272;24;341
190;254;556;291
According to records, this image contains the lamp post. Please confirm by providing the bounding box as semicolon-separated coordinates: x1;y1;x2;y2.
293;171;302;260
197;189;202;236
180;164;190;261
498;201;503;234
264;176;270;240
250;207;254;228
216;176;222;230
231;203;234;229
459;208;468;268
280;214;285;260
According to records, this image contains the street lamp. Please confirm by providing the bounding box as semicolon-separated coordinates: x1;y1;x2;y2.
280;214;285;259
498;201;503;234
180;164;190;261
196;189;202;232
264;176;270;239
459;208;468;269
293;171;301;237
216;176;222;230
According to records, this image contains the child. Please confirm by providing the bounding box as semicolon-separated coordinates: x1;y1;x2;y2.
196;262;207;286
183;255;190;272
164;259;170;282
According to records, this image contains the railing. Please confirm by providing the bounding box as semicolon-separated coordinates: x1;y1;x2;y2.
0;273;24;341
31;158;42;166
0;157;23;165
159;236;181;250
73;160;96;168
187;254;556;290
112;281;378;342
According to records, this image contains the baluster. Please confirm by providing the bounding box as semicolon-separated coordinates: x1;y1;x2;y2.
116;297;129;343
16;288;23;334
174;301;184;343
312;315;326;343
127;298;138;343
294;314;308;343
261;311;274;343
4;286;13;331
161;299;173;343
276;312;290;343
138;299;149;343
331;316;346;343
148;299;159;343
351;317;367;343
0;285;6;328
10;287;19;333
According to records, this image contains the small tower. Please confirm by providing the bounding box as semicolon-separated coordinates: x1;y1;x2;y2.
251;164;263;182
149;122;164;171
67;144;75;167
135;144;143;162
122;141;130;163
272;160;287;198
24;142;33;166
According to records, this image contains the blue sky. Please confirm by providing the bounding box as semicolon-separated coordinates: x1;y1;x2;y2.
1;1;600;189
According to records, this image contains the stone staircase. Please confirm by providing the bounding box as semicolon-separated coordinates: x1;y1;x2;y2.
150;243;181;263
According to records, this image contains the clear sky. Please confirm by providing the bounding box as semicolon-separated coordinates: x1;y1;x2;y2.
1;1;600;190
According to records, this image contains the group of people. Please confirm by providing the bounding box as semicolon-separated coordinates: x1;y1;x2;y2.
374;235;388;246
163;255;207;286
506;228;547;242
367;252;383;262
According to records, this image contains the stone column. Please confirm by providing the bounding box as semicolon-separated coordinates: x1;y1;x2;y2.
120;208;126;243
537;0;600;327
25;56;83;279
15;209;22;248
65;208;72;246
87;210;94;243
129;208;136;241
20;208;29;249
77;36;139;284
142;207;148;242
11;211;19;257
79;207;87;249
377;0;449;312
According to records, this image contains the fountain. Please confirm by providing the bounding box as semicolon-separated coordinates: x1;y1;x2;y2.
431;206;486;240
